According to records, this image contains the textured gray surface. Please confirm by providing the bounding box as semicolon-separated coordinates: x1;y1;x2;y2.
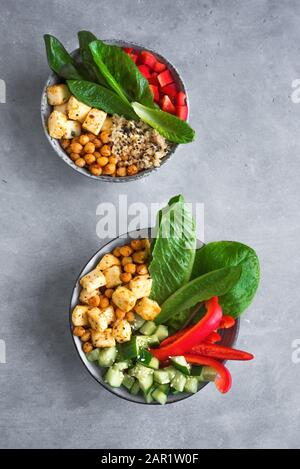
0;0;299;449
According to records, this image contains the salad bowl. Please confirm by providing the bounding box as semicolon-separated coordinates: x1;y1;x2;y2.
41;39;189;183
69;228;240;405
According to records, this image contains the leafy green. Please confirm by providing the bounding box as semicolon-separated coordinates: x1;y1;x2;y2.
167;304;206;332
191;241;260;318
78;31;106;85
132;102;195;144
89;40;155;107
67;80;138;120
155;265;242;325
149;196;197;306
44;34;83;80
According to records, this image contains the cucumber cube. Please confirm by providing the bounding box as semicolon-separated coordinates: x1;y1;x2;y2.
122;374;135;391
152;388;168;405
86;349;100;362
105;366;124;387
170;356;191;375
153;370;170;384
155;325;169;342
140;321;157;336
184;377;198;394
98;346;118;367
171;371;187;392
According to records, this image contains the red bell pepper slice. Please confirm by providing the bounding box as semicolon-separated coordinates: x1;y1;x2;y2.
184;354;232;394
205;331;222;344
219;316;236;329
150;297;223;362
191;343;254;361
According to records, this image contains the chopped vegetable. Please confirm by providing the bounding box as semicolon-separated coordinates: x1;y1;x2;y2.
184;354;232;394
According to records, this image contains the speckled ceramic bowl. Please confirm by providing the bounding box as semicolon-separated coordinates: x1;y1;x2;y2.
69;228;240;405
41;39;189;183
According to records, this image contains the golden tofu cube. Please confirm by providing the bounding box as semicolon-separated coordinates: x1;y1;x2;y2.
54;102;69;114
134;297;161;321
101;305;115;325
112;319;132;343
63;120;81;139
82;108;107;135
47;84;71;106
68;96;91;123
80;268;106;293
91;329;115;348
103;265;122;289
79;289;99;305
87;307;108;332
112;286;137;313
97;253;120;271
48;111;67;139
129;275;152;299
72;305;89;326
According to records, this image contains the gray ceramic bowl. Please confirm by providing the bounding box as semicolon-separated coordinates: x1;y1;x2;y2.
41;39;189;182
69;228;240;405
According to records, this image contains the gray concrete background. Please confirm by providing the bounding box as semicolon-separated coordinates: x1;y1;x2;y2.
0;0;299;449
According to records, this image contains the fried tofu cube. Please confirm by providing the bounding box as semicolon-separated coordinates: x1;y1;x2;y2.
80;268;106;293
63;120;81;139
82;108;107;135
47;84;71;106
112;319;132;343
72;305;89;326
91;329;115;348
97;253;120;271
101;305;115;325
134;297;161;321
103;265;122;289
79;289;99;305
87;307;108;332
112;286;137;313
68;96;91;123
129;275;152;299
48;110;68;138
54;102;69;114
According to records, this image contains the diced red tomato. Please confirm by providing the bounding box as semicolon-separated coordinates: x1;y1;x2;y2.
161;95;176;114
176;91;186;107
148;73;158;85
123;47;133;54
153;61;167;73
161;83;178;98
129;53;138;63
149;84;160;103
157;69;174;88
138;64;152;79
139;51;156;69
176;105;188;121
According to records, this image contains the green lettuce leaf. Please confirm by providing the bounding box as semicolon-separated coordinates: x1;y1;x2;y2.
44;34;83;80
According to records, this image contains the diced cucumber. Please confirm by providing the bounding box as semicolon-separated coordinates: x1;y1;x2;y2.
130;381;140;395
136;334;159;349
191;365;203;377
105;366;124;387
98;346;118;367
153;369;170;385
170;356;191;375
158;383;170;393
138;373;153;393
130;363;154;380
199;366;218;382
171;370;187;392
137;349;159;370
140;321;157;336
152;388;168;405
114;360;131;371
148;334;160;346
184;377;198;394
86;349;100;362
118;337;139;359
164;366;177;381
155;325;169;342
132;314;145;331
144;384;156;404
122;374;135;391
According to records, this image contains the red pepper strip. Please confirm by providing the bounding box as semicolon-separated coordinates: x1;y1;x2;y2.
159;325;193;348
205;331;222;344
191;343;254;361
184;354;232;394
150;297;223;362
219;315;236;330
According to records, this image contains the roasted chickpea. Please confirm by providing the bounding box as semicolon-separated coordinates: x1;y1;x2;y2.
120;245;133;257
79;134;90;145
116;308;126;319
83;342;93;353
116;167;127;177
120;272;132;283
142;239;151;250
90;164;102;176
94;152;101;159
122;256;133;266
100;296;110;309
75;158;86;168
70;152;80;161
136;264;148;275
88;295;100;307
100;131;110;144
108;156;118;165
100;145;111;157
133;250;147;264
84;153;96;165
126;311;135;323
104;289;114;299
113;247;121;258
87;132;96;142
73;326;85;337
72;137;80;144
97;156;109;167
131;239;143;251
84;142;95;154
70;142;83;154
81;331;91;342
127;164;138;176
124;263;136;274
93;138;102;149
61;139;70;149
103;163;116;175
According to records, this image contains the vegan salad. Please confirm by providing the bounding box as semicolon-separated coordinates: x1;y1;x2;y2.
71;195;260;404
44;32;195;178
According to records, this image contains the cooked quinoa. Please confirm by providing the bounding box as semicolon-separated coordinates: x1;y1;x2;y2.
111;115;172;171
